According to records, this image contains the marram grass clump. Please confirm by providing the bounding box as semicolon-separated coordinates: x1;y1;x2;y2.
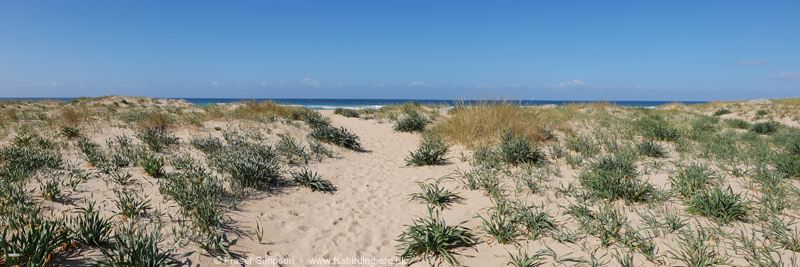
434;98;552;149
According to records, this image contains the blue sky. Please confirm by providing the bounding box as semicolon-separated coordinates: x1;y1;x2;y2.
1;1;798;101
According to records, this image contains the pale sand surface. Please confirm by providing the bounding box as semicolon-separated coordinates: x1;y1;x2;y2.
219;110;498;266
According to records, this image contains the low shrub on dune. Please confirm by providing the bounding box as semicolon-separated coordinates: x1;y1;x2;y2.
750;121;781;134
309;125;362;151
335;108;360;118
394;111;429;133
406;135;449;166
499;131;545;166
578;153;655;203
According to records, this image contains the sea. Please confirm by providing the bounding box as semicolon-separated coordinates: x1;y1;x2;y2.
0;98;707;110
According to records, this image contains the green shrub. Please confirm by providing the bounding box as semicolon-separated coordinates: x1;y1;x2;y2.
93;224;190;267
749;121;781;134
762;217;800;253
308;125;362;150
507;249;546;267
578;154;655;203
691;116;720;134
499;132;545;166
396;210;476;266
566;204;631;248
477;201;520;245
337;109;359;118
308;139;333;162
725;118;750;129
106;135;140;168
669;164;716;198
190;135;223;154
471;146;503;168
0;219;70;267
786;136;800;155
633;116;680;141
77;137;110;169
71;200;113;246
303;115;331;129
208;141;281;189
135;128;179;152
158;164;225;246
774;153;800;179
108;170;135;186
291;168;335;192
754;167;794;215
406;135;449;166
59;126;81;139
636;140;666;158
666;227;727;267
512;202;557;240
565;135;600;156
113;188;152;219
0;146;63;182
684;187;749;224
408;178;462;209
712;109;731;116
140;154;164;177
39;177;62;202
290;108;320;122
393;111;429;133
756;109;770;117
277;135;310;165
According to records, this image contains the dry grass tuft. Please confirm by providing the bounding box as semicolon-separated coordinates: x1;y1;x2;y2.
139;112;174;129
0;109;18;124
434;97;558;149
772;98;800;105
59;107;86;126
231;100;297;120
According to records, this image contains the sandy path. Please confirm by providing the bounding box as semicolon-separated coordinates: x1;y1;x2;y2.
208;111;482;266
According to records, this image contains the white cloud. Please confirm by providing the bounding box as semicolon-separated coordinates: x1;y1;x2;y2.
280;80;284;84
770;72;800;80
409;82;429;87
567;79;587;86
211;81;218;85
261;81;266;86
546;79;588;88
299;78;319;88
738;60;768;66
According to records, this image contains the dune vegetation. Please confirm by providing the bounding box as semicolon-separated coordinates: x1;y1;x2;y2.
1;95;800;266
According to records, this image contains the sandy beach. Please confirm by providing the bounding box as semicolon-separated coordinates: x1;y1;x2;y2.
2;97;800;267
